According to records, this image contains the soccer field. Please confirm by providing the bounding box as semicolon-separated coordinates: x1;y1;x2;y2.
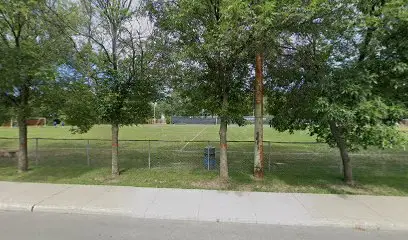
0;124;407;196
0;124;315;142
0;124;330;173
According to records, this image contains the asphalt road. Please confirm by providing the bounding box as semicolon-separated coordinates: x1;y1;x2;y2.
0;211;407;240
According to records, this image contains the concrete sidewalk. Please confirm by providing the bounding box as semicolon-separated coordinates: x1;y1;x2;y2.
1;181;408;230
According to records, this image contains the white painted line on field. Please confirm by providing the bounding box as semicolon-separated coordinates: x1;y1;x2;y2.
179;126;209;151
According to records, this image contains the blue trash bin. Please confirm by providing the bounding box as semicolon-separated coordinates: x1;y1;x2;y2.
204;146;216;170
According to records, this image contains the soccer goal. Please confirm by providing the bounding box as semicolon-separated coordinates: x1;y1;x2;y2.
26;117;47;127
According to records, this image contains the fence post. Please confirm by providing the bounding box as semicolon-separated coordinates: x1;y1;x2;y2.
35;138;39;166
148;140;151;169
268;141;271;172
86;140;91;166
207;141;210;171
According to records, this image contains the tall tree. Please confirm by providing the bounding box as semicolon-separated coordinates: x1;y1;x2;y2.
74;0;155;176
366;0;408;109
0;0;77;172
266;0;407;185
148;0;253;179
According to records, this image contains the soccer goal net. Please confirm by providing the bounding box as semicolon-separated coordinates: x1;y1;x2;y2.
26;118;47;127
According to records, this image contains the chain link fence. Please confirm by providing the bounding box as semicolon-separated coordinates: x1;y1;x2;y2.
0;137;407;177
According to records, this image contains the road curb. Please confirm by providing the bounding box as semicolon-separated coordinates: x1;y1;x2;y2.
18;204;408;231
0;203;34;212
1;182;408;231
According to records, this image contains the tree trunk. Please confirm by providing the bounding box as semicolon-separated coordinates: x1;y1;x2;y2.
111;123;120;176
254;52;264;179
219;92;229;179
219;116;228;179
17;83;29;173
17;114;28;172
329;121;353;185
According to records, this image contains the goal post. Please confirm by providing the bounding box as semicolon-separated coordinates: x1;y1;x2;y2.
26;117;47;127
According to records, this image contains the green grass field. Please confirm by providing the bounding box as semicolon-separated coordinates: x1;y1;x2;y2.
0;124;407;196
0;124;317;141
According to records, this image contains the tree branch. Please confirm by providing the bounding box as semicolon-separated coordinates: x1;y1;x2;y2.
85;33;114;65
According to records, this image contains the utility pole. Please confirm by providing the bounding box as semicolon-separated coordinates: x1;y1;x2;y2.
254;52;264;179
252;0;265;179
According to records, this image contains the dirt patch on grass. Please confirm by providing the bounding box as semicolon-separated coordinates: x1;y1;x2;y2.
92;175;121;184
191;178;230;190
236;184;254;192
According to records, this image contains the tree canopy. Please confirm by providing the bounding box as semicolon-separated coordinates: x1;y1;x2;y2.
148;0;258;178
0;0;78;171
266;0;407;184
64;0;157;176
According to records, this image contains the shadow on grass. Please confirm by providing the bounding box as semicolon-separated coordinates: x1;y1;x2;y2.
253;170;408;196
1;152;407;196
0;159;109;185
